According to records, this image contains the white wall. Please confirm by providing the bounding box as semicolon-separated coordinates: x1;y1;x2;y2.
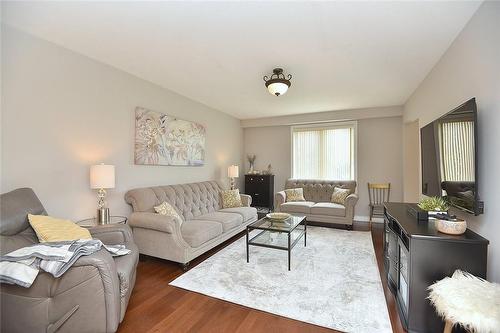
404;2;500;282
243;115;403;219
1;26;244;220
403;120;420;202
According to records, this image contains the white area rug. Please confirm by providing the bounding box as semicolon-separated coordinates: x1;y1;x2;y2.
170;227;392;333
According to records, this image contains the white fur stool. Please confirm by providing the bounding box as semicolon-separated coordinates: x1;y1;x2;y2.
428;270;500;333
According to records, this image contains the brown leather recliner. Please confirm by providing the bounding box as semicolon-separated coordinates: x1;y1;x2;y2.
0;188;139;333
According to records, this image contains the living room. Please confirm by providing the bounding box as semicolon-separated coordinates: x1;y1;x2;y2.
1;1;499;333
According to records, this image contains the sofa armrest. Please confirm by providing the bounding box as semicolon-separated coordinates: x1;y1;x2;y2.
128;212;181;234
88;224;134;245
275;191;286;212
1;250;121;333
240;194;252;207
344;193;359;219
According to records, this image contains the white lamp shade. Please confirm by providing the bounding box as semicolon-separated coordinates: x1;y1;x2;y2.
267;82;289;96
90;164;115;189
228;165;239;178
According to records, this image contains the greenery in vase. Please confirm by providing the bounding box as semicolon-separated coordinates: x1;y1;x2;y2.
418;196;450;212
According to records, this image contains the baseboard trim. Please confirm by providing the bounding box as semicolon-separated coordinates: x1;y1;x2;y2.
354;215;384;223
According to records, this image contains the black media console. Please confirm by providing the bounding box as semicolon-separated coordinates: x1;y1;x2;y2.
383;202;489;333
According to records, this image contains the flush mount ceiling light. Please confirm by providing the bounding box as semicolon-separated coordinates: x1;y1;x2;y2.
263;68;292;96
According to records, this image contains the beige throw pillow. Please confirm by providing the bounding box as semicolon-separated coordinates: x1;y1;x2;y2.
154;201;182;223
285;188;306;202
28;214;92;243
221;189;242;208
331;187;351;205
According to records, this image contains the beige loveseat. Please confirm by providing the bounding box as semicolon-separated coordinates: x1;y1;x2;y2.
124;181;257;268
276;179;359;229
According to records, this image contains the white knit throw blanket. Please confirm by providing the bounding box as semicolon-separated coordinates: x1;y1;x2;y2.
0;239;130;288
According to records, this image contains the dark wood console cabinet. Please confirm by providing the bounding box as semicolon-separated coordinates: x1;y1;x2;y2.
244;174;274;210
383;203;488;333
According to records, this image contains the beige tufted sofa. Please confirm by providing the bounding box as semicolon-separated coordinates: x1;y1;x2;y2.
276;179;359;229
125;181;257;268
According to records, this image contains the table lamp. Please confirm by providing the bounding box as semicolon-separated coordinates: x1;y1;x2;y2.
90;163;115;224
228;165;239;190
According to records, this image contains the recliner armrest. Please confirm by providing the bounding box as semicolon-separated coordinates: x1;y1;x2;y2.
1;250;122;333
71;250;121;332
88;224;134;244
240;194;252;207
128;212;181;234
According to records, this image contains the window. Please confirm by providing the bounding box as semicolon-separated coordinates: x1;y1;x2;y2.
439;120;475;182
292;122;356;180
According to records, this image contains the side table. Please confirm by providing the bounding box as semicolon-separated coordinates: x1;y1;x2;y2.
77;215;128;227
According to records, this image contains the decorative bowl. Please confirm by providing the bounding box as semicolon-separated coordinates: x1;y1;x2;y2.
435;219;467;235
266;212;291;221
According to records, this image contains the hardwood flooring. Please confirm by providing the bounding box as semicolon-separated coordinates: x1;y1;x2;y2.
119;222;406;333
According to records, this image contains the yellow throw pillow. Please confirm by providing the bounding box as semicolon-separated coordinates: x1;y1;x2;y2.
285;188;305;202
154;201;182;222
28;214;92;243
221;189;242;209
331;187;351;205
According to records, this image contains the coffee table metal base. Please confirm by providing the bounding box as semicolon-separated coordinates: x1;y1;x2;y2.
246;216;307;271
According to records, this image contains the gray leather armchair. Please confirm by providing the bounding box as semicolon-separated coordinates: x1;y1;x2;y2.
0;188;139;333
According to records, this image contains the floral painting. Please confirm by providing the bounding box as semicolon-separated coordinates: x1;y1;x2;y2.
134;107;206;166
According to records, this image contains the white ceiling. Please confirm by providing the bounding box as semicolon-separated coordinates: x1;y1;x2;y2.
2;1;481;119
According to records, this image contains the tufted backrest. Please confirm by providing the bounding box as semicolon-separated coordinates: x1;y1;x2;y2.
285;179;357;202
125;181;226;220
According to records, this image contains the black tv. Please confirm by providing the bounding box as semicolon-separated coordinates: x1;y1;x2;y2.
421;98;483;215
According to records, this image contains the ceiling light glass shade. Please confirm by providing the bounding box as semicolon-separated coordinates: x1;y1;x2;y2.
267;82;289;96
263;68;292;96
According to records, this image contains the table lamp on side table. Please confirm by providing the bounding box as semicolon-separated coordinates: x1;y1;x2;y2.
228;165;239;190
90;163;115;224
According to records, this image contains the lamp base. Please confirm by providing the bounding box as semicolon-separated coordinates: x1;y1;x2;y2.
97;208;110;225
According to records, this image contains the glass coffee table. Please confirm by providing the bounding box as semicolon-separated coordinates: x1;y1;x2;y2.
246;215;307;271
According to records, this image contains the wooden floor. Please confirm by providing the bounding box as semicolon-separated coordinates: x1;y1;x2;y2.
119;222;406;333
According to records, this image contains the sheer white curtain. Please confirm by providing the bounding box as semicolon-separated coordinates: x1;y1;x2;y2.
439;120;475;181
292;125;354;180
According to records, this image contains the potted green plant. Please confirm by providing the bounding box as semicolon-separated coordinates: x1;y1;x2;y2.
418;196;466;234
418;196;450;216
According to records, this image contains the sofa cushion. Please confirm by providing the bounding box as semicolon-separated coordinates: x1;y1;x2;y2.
154;201;183;223
181;220;223;247
219;207;257;222
311;202;346;217
284;188;306;202
331;187;351;205
221;189;243;208
28;214;92;242
193;212;243;232
280;201;315;214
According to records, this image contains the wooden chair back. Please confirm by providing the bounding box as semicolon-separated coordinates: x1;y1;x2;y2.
368;183;391;206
